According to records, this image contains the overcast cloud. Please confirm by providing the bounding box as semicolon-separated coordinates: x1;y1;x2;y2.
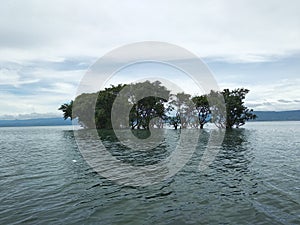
0;0;300;118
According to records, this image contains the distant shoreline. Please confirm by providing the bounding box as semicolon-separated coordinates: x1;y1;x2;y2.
0;117;74;127
253;110;300;121
0;110;299;127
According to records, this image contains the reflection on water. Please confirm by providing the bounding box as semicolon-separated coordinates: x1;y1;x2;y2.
0;123;299;224
218;129;253;173
209;129;257;199
97;129;170;166
75;128;203;186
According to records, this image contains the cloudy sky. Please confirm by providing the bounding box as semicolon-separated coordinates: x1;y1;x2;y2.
0;0;300;119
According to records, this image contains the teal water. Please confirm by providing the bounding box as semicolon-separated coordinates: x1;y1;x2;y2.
0;122;299;224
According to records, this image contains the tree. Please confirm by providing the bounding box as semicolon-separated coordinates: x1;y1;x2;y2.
129;81;170;130
222;88;256;128
167;92;197;129
60;82;256;130
71;84;128;129
95;84;128;129
206;90;227;129
72;92;98;128
58;100;73;120
192;95;210;129
68;81;170;130
167;113;181;130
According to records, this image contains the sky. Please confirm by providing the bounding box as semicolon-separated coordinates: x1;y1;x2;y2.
0;0;300;119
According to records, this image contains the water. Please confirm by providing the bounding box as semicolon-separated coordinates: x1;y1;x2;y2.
0;122;299;224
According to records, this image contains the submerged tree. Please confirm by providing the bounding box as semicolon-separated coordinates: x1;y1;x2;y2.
95;84;127;129
129;81;170;130
167;92;197;129
60;82;256;129
70;84;127;129
206;90;227;129
167;113;181;130
72;92;97;128
222;88;256;128
192;95;210;129
68;81;170;130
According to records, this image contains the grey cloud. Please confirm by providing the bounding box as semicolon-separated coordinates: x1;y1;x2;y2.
278;99;293;103
246;102;273;108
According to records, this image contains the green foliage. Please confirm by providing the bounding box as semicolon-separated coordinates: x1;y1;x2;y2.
58;100;73;120
60;81;256;129
192;95;210;129
221;88;257;128
95;84;127;129
167;92;191;129
207;90;227;129
69;81;170;129
71;84;127;128
128;81;170;130
167;113;181;130
72;92;98;128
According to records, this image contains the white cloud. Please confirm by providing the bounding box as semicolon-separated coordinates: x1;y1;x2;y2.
218;78;300;111
0;89;74;116
0;67;39;87
37;82;78;95
30;68;85;85
0;0;300;117
0;0;299;62
0;65;83;116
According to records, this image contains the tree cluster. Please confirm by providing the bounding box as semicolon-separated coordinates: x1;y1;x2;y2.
59;81;256;129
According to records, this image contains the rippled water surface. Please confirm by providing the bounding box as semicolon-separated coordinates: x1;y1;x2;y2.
0;122;299;224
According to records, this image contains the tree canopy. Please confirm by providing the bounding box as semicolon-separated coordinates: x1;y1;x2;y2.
192;95;210;129
222;88;257;128
128;81;170;130
59;81;256;129
58;100;73;120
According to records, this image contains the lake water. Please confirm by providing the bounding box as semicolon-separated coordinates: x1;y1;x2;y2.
0;122;299;224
